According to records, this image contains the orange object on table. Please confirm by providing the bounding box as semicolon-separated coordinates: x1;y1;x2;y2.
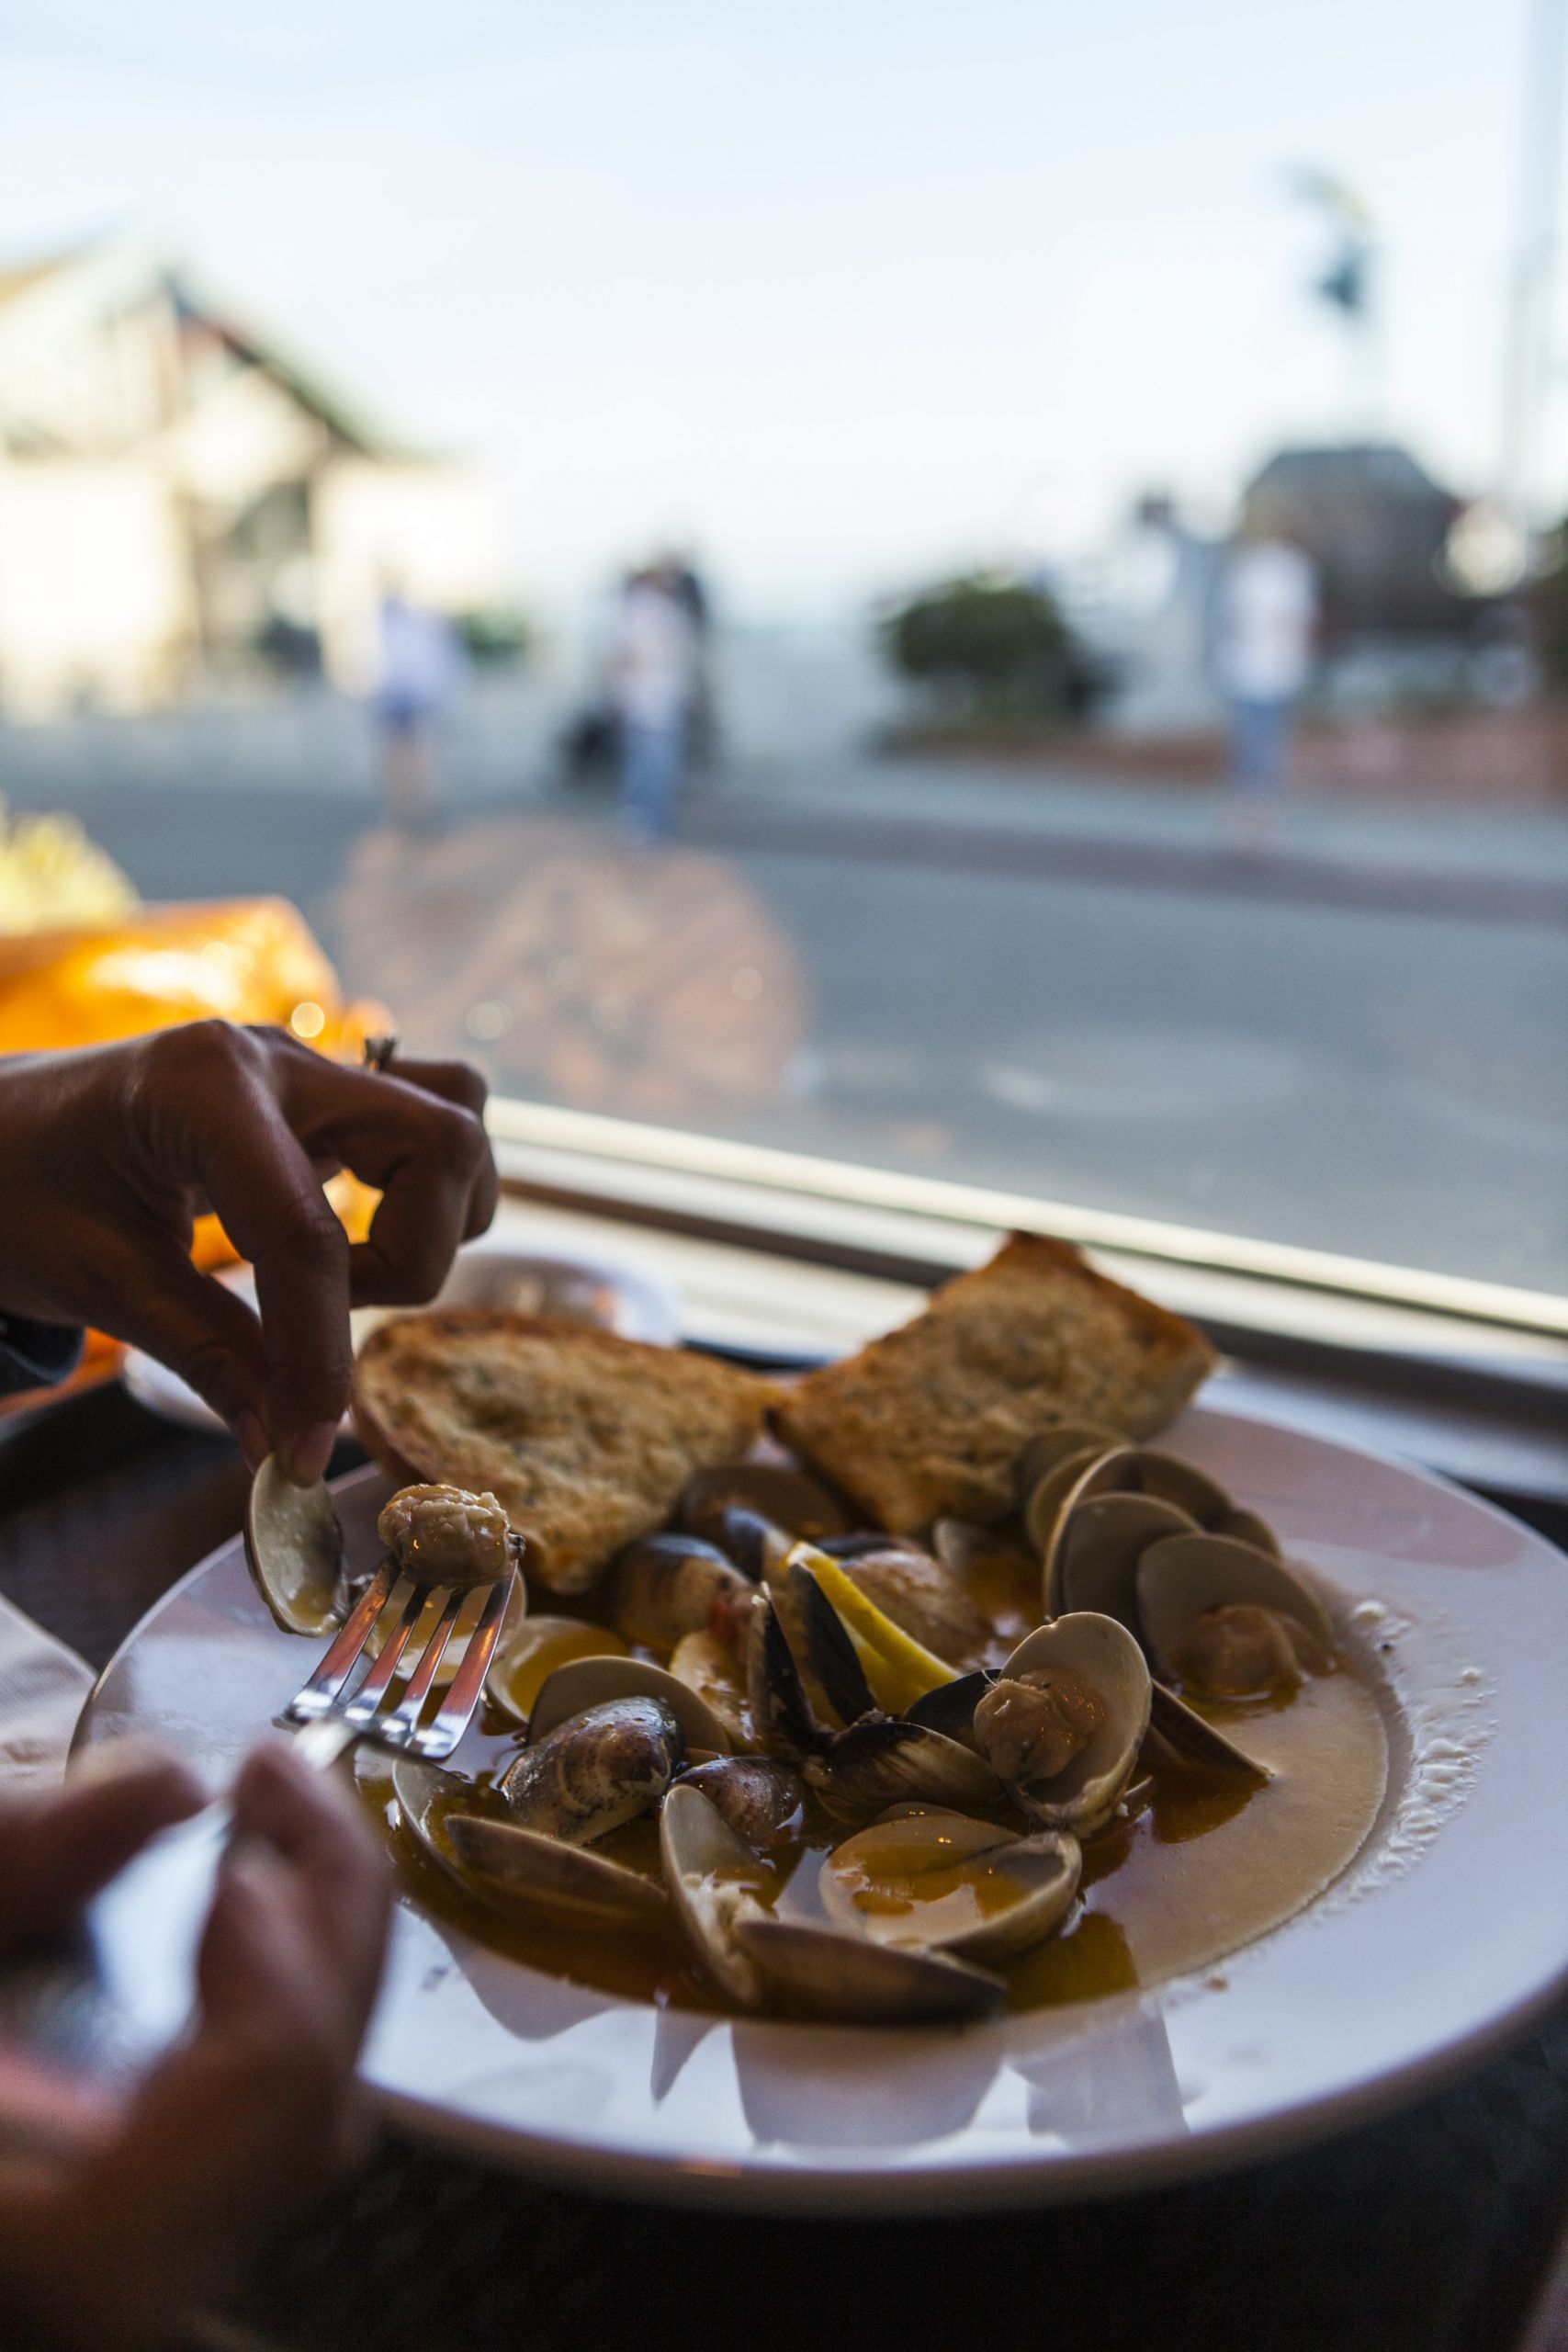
0;896;390;1406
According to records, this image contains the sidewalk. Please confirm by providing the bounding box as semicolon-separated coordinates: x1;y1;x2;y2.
693;754;1568;926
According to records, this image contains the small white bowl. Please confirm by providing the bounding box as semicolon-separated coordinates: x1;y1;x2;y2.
120;1242;682;1435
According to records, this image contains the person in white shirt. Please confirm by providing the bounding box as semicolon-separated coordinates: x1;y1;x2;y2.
609;565;698;842
1213;534;1318;837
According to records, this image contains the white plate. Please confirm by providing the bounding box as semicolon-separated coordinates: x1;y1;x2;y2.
119;1244;683;1431
76;1405;1568;2212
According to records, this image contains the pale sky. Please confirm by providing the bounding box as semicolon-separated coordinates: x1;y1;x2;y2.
0;0;1544;616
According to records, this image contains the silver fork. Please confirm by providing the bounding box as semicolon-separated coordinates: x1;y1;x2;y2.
73;1475;515;2066
282;1542;513;1765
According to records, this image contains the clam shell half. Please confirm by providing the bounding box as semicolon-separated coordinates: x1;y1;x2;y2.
820;1808;1081;1964
984;1613;1152;1835
733;1917;1005;2024
660;1781;771;2008
391;1755;670;1926
527;1654;737;1755
1135;1533;1336;1688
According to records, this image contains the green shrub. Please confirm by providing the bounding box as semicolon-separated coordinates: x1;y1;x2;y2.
881;571;1081;721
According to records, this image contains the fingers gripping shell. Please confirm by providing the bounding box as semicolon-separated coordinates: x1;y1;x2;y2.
977;1614;1152;1836
244;1458;348;1636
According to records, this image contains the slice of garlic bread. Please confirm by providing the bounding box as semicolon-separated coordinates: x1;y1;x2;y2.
353;1311;776;1594
773;1234;1216;1534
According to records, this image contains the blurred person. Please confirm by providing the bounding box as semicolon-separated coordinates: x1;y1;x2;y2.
1213;528;1318;848
609;563;698;843
665;550;719;772
0;1020;497;2346
373;584;466;832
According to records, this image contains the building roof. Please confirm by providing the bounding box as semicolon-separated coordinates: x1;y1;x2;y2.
0;236;412;459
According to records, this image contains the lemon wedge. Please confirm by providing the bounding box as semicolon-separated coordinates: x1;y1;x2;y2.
794;1548;958;1714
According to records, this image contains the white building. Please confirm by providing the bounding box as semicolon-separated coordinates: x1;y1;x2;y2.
0;237;502;718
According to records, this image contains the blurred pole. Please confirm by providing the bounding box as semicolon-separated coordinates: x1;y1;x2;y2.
1499;0;1568;535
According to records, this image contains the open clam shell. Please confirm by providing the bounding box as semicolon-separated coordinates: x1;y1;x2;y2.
485;1611;629;1728
733;1917;1005;2023
679;1463;854;1550
1115;1450;1282;1555
243;1458;348;1636
744;1590;832;1763
526;1655;737;1755
1013;1422;1123;1510
676;1755;804;1846
1045;1484;1201;1629
660;1781;772;2008
1021;1444;1121;1558
806;1716;1006;1826
1135;1533;1336;1691
606;1533;755;1655
1145;1681;1270;1782
391;1756;670;1927
979;1614;1152;1836
820;1808;1081;1965
501;1696;682;1842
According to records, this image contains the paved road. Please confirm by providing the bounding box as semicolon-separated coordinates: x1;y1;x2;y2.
6;769;1565;1297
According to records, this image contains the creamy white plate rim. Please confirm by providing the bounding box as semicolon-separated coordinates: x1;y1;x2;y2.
78;1405;1568;2211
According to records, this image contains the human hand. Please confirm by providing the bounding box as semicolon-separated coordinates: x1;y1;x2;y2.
0;1739;389;2349
0;1023;496;1482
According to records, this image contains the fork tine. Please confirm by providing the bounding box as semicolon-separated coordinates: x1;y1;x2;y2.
288;1559;394;1720
415;1574;512;1758
335;1574;423;1728
374;1583;468;1747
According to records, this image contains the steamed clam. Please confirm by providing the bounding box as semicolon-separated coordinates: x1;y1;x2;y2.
676;1754;804;1847
732;1918;1005;2024
973;1615;1151;1836
526;1654;737;1755
607;1532;754;1655
820;1806;1082;1964
366;1408;1343;2029
829;1544;991;1668
392;1756;669;1927
501;1695;682;1842
806;1715;1007;1826
660;1781;773;2007
1136;1532;1335;1697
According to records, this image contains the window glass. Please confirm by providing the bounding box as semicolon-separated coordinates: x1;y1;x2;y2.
1;2;1563;1295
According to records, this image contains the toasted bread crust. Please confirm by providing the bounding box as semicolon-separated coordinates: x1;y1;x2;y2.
353;1311;776;1594
773;1234;1216;1532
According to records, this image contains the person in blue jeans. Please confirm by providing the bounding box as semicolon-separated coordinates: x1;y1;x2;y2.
609;563;697;843
1213;531;1318;848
